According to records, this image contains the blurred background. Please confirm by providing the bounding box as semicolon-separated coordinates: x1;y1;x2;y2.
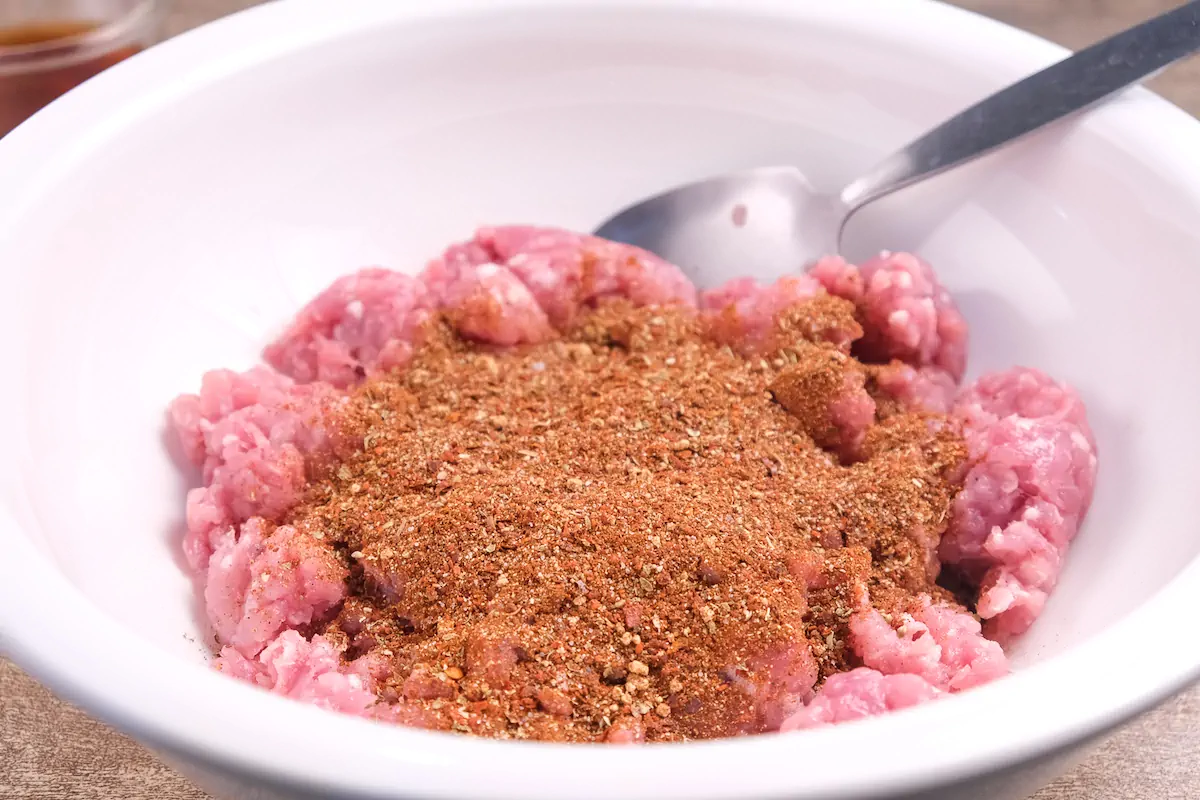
1;1;1197;798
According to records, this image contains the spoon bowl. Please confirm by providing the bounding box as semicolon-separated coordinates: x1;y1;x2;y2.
594;166;846;288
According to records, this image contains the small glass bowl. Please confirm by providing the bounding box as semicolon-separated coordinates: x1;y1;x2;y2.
0;0;167;136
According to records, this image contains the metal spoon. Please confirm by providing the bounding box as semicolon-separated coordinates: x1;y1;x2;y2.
594;0;1200;287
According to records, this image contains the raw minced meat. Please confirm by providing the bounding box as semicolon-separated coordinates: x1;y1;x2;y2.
849;599;1007;692
264;269;430;388
168;368;348;571
168;226;1095;737
701;275;821;343
811;251;968;381
169;366;296;469
780;668;944;730
205;517;347;658
870;362;959;415
942;368;1097;641
215;630;379;715
421;247;554;346
425;226;698;333
769;344;877;459
956;367;1093;441
700;275;863;355
478;225;698;327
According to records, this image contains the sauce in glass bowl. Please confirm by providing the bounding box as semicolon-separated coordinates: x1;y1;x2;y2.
0;1;163;137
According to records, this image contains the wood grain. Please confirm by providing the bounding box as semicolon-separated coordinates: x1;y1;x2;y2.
3;1;1198;798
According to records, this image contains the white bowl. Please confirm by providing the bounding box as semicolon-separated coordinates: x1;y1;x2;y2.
1;1;1199;798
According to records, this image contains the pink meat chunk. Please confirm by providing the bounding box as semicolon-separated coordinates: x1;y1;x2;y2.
204;426;306;521
169;369;347;571
263;268;429;388
701;274;820;345
744;641;820;732
710;639;820;734
606;718;647;744
808;255;866;304
183;486;233;576
700;275;864;355
780;668;943;731
214;630;376;715
472;225;699;328
771;350;876;459
205;518;347;657
850;600;1008;693
872;362;958;414
943;368;1098;640
810;251;968;381
168;366;296;468
196;380;343;480
956;367;1094;445
829;373;878;458
421;245;555;346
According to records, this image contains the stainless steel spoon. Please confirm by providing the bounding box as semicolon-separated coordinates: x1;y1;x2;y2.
594;0;1200;287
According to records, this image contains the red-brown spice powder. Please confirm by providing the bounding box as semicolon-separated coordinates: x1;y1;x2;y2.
284;298;967;742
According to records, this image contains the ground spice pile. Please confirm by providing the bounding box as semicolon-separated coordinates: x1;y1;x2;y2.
285;298;968;742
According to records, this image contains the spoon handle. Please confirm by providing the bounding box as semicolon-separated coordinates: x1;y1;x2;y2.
840;0;1200;211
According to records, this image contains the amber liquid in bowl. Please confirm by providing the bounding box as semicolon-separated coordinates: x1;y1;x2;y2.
0;21;140;137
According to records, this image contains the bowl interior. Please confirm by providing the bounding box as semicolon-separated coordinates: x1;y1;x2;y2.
2;0;1200;779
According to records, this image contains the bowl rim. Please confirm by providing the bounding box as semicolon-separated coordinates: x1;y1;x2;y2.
1;1;1199;798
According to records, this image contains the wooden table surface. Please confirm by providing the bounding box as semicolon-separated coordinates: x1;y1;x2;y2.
2;1;1198;798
